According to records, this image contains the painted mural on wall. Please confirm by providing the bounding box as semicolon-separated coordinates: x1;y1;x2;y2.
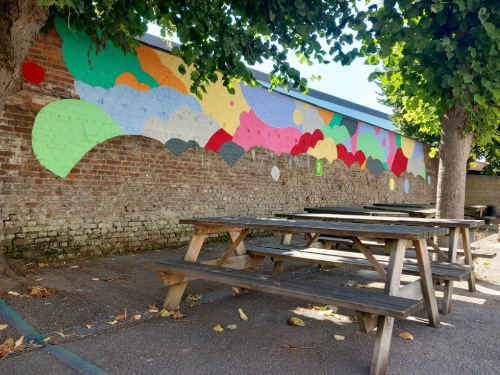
29;18;428;191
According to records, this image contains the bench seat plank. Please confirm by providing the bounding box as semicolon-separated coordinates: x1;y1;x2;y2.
247;245;471;281
146;260;423;319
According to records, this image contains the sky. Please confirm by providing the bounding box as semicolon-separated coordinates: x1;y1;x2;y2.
146;24;393;115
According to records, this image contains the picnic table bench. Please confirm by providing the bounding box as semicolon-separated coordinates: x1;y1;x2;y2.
364;205;437;218
275;212;493;314
146;216;447;375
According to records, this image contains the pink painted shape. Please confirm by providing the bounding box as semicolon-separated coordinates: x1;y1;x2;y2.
232;110;302;155
386;132;399;167
350;121;361;153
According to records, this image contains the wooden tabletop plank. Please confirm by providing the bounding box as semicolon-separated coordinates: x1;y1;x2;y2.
275;212;484;228
363;205;437;218
373;203;435;208
179;216;448;240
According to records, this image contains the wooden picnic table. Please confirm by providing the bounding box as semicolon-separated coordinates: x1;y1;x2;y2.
464;205;487;218
147;216;448;375
275;212;487;314
304;206;409;217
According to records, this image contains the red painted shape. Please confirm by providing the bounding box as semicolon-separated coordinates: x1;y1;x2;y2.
205;129;233;152
391;148;408;177
290;129;324;156
22;61;45;84
336;144;366;168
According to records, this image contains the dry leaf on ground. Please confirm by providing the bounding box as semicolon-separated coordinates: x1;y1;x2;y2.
227;324;237;330
158;309;174;317
231;287;239;294
173;310;188;320
279;344;299;350
238;308;248;321
7;291;21;297
213;324;224;332
399;332;414;340
129;314;141;321
28;286;58;298
0;324;8;331
334;335;345;341
287;317;305;326
148;304;159;313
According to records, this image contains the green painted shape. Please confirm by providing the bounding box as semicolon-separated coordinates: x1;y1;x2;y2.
54;17;158;89
32;99;123;177
420;164;426;178
328;113;343;127
356;134;386;161
321;124;350;144
394;133;402;148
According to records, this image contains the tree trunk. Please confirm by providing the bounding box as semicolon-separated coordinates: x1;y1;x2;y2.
435;106;474;220
0;0;47;114
0;0;48;292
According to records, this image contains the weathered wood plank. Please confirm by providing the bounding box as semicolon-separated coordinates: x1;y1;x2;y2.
148;260;424;318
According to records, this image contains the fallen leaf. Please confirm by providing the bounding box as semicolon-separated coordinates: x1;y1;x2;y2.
35;277;44;281
69;266;79;269
227;324;237;330
334;335;345;341
107;320;118;325
213;324;224;332
85;324;94;329
38;263;48;268
148;304;159;313
399;332;414;340
28;286;58;298
0;345;11;359
158;309;174;317
42;336;52;343
14;336;24;350
273;281;281;285
287;317;305;327
308;304;327;311
184;294;198;303
56;330;66;337
279;344;298;350
238;308;248;321
114;314;126;321
129;314;141;321
91;278;100;281
3;338;14;348
173;310;188;320
7;291;20;297
231;287;240;294
0;324;8;331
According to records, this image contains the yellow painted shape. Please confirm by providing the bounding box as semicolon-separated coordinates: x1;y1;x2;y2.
389;178;395;190
150;48;250;136
307;138;338;163
293;109;303;125
317;107;334;125
136;45;188;94
401;136;416;159
115;72;150;91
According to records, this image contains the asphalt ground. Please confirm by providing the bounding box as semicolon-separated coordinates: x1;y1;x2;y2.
1;224;499;375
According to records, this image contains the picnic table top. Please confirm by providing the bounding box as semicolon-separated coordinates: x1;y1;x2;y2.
373;203;435;209
275;212;485;229
179;216;448;240
304;206;409;217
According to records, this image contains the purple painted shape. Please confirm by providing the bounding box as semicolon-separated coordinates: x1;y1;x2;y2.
240;83;301;130
411;142;425;159
232;110;302;155
404;179;410;193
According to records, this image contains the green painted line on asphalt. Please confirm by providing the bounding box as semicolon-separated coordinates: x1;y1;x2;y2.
0;298;109;375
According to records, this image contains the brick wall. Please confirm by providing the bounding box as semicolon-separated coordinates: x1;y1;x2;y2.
465;174;500;215
0;27;438;262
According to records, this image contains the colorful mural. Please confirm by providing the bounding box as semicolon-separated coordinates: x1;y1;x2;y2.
30;18;428;186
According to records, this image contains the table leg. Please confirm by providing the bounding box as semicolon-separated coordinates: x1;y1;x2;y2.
461;228;475;291
442;228;459;314
413;239;440;327
163;231;206;310
371;240;405;375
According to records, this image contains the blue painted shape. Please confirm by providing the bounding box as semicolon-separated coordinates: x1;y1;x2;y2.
411;142;425;160
75;81;203;135
404;179;410;193
217;141;246;166
428;175;431;185
366;157;386;176
240;83;301;130
340;116;358;137
165;139;200;156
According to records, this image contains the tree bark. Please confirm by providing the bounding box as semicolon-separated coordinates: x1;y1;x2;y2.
0;0;48;114
0;0;48;292
435;106;474;220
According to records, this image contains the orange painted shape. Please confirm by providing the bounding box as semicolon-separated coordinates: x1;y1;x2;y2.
115;72;151;91
136;45;188;94
317;107;334;125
